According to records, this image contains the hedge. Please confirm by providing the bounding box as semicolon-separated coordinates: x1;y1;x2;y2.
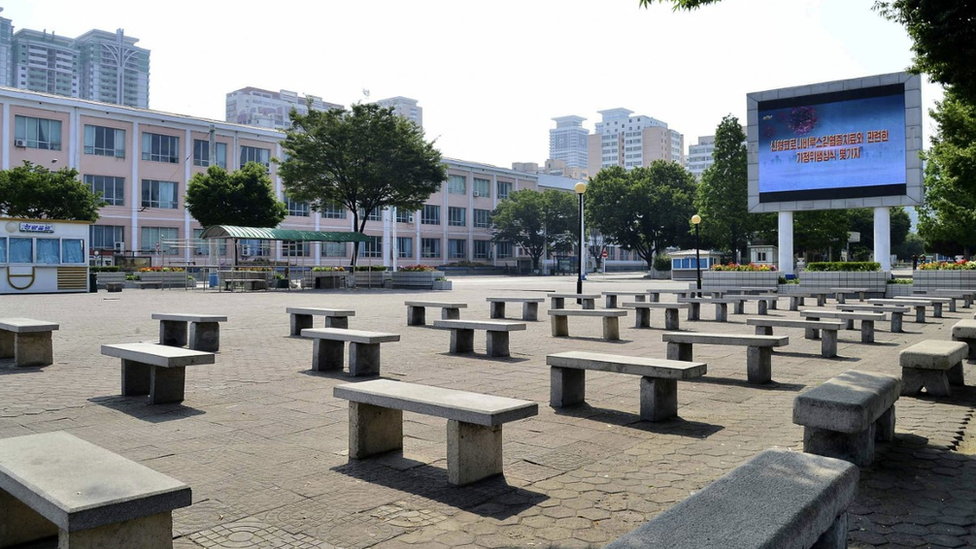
804;262;880;272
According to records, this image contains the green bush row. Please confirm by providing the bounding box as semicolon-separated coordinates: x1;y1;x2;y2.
90;266;121;272
804;262;880;272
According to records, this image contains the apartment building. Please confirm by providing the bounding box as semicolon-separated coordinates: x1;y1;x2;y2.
587;108;683;174
0;87;535;268
225;87;343;129
375;96;422;129
549;115;589;170
686;134;715;180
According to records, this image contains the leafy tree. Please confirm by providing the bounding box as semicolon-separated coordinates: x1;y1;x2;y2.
278;103;446;264
793;210;851;261
0;161;104;221
490;189;577;272
586;162;697;267
893;232;926;260
185;163;287;228
846;207;912;259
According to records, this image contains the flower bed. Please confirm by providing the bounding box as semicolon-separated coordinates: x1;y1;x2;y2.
914;268;976;290
711;263;776;272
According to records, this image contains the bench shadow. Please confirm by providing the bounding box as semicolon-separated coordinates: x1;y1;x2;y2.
433;352;531;363
331;458;548;518
87;395;205;421
551;336;633;344
771;350;861;362
297;369;400;381
690;376;806;392
0;361;51;374
550;403;725;438
846;340;901;347
900;384;976;409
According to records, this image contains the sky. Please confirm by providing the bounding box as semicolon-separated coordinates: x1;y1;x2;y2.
1;0;944;168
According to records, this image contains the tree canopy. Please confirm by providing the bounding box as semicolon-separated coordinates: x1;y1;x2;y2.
278;102;446;263
0;162;104;221
490;189;577;271
185;162;287;229
586;162;697;267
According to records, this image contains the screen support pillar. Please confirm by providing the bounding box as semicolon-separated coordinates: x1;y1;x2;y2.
874;207;891;273
778;211;794;275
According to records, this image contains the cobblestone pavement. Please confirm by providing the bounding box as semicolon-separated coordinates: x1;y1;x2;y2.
1;274;975;548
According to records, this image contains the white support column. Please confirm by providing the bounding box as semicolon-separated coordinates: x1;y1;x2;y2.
382;207;392;268
778;211;794;275
874;206;891;273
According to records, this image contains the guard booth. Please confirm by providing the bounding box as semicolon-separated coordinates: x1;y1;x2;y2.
0;218;91;294
670;249;723;281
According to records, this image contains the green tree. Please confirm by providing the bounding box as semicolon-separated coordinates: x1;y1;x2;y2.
490;189;577;272
846;207;912;259
0;161;104;221
793;210;851;261
278;103;446;264
586;162;697;267
185;163;287;228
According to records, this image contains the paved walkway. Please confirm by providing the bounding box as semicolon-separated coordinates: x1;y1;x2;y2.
1;275;974;548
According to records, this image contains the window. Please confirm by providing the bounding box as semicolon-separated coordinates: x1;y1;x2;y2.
285;194;310;217
283;240;310;257
36;239;60;265
140;227;179;254
141;180;178;209
193;140;227;168
85;175;125;206
9;238;32;263
15;116;61;150
359;208;382;222
473;178;490;198
320;203;347;219
448;175;466;194
756;251;768;262
240;146;270;167
192;228;226;256
421;238;441;259
422;205;440;225
474;240;491;259
448;239;467;260
239;239;270;257
473;209;491;228
360;236;382;258
396;237;413;259
84;125;125;157
496;241;512;259
448;207;466;227
62;239;84;264
497;181;513;200
141;133;180;163
0;238;6;263
90;225;124;250
323;242;346;257
395;209;414;223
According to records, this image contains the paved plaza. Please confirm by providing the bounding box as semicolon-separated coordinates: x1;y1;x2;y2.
2;274;976;548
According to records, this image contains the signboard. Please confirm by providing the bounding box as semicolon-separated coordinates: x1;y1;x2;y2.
602;250;608;258
19;222;54;233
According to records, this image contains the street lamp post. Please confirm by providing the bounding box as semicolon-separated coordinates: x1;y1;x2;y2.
692;214;702;297
575;182;587;295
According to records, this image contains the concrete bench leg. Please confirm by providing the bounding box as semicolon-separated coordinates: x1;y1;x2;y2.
60;511;175;549
582;299;595;310
407;306;426;326
949;299;957;313
522;302;539;321
901;367;951;397
891;313;904;333
803;424;875;466
189;322;220;352
934;303;943;318
687;303;700;321
876;405;896;442
754;326;773;336
746;346;772;384
0;489;58;545
757;300;768;315
915;306;925;323
0;330;14;358
349;342;381;376
733;301;744;315
603;317;620;341
489;302;505;319
715;303;728;322
290;313;313;336
635;308;650;328
450;328;475;354
550;367;585;407
861;320;875;343
325;316;349;329
486;331;510;357
13;332;53;367
666;341;693;362
447;420;503;485
442;307;461;320
605;296;617;308
948;361;965;386
121;359;151;396
640;377;677;422
664;309;680;331
955;337;976;360
789;296;800;311
550;297;565;309
312;340;344;372
837;293;846;304
158;320;188;347
805;317;820;339
844;319;855;330
768;298;778;310
966;296;973;308
149;366;186;404
814;512;849;549
822;330;838;358
817;295;826;307
551;315;569;337
349;402;402;459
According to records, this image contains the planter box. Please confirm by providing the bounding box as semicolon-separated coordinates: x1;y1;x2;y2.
913;270;976;290
432;279;453;291
392;270;445;289
311;272;348;289
798;271;888;293
349;271;388;288
136;271;192;288
95;272;125;289
886;284;915;297
702;271;779;290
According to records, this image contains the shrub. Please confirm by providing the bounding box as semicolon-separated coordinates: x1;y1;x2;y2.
711;262;776;272
90;266;120;272
312;266;345;272
918;260;976;270
353;265;387;271
137;267;186;272
398;265;436;272
652;254;672;271
887;278;913;284
804;262;880;272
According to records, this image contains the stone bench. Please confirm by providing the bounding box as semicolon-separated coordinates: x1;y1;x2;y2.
921;289;975;308
837;303;908;333
151;312;227;352
301;328;400;376
789;292;830;310
101;342;215;404
432;319;526;357
747;318;846;358
724;294;779;313
793;370;901;466
604;448;858;549
662;332;788;384
287;307;355;335
830;287;869;303
0;431;192;548
869;298;936;322
546;292;599;310
952;319;976;359
800;309;883;343
899;340;968;397
895;295;953;314
548;309;627;341
676;297;734;321
223;277;269;292
0;317;59;367
648;289;720;302
105;281;124;292
405;300;467;326
485;296;544;321
333;379;538;485
602;291;648;308
622;302;689;330
546;351;706;421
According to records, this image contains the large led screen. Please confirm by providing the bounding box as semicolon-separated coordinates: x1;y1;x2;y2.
757;84;907;203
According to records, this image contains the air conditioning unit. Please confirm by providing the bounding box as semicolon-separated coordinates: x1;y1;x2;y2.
13;139;26;148
473;191;481;197
114;241;124;252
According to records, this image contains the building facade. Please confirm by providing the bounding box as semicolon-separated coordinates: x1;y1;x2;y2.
587;108;683;174
375;96;422;129
0;87;534;269
686;134;714;180
225;87;343;129
549;115;589;170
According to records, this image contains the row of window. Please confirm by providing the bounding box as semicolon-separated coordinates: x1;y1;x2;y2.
447;176;511;199
0;237;85;265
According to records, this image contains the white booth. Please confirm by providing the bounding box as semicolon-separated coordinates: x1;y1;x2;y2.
1;218;91;294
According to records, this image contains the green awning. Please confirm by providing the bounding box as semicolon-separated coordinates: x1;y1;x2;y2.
199;225;370;242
